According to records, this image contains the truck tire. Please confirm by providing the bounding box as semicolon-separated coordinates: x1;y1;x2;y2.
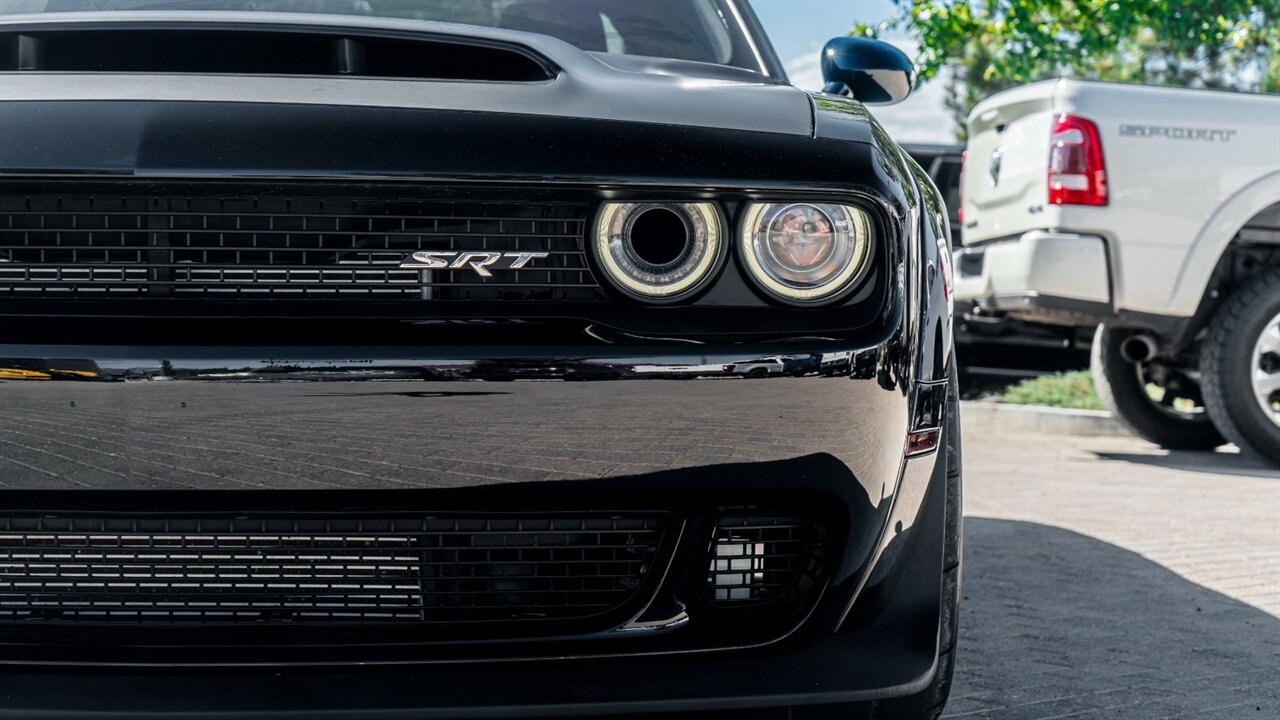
1200;267;1280;466
1091;325;1225;450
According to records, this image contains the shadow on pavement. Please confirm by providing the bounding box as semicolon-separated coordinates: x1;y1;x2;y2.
945;517;1280;719
1092;449;1279;480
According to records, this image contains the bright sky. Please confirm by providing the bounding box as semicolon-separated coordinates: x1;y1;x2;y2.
751;0;957;142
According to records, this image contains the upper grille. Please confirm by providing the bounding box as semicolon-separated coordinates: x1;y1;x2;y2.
0;192;603;302
0;513;664;625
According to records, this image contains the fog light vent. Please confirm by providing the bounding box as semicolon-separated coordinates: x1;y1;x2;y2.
709;537;767;602
705;513;822;606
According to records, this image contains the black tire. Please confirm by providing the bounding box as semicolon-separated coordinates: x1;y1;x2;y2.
1090;324;1225;450
877;372;963;720
1200;267;1280;466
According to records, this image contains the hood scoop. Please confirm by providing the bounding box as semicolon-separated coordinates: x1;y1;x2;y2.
1;26;555;81
1;13;816;139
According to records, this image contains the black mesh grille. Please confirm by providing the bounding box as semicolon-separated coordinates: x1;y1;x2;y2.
0;193;602;302
705;513;823;606
0;514;664;624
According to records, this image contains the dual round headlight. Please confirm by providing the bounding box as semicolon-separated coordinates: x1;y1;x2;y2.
739;202;872;303
593;201;872;304
594;202;724;302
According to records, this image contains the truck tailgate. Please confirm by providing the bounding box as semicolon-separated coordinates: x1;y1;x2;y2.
963;81;1057;244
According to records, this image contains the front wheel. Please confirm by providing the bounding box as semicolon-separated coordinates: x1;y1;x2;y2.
1200;267;1280;466
1091;324;1225;450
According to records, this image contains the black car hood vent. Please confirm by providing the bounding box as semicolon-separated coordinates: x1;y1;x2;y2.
1;26;555;81
0;12;819;138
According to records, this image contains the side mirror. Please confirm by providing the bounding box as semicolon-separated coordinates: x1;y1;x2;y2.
820;37;914;105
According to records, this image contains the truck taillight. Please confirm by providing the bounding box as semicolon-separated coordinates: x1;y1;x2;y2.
958;149;967;224
1048;114;1107;206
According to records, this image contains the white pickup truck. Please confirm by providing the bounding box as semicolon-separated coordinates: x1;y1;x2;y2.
954;79;1280;465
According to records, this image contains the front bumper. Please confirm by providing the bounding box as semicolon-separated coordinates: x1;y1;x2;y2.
953;230;1112;319
0;337;951;715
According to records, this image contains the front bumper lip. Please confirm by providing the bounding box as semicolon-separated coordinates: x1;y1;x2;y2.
0;630;937;719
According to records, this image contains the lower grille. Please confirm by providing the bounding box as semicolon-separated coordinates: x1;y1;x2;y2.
0;186;604;303
705;512;824;606
0;513;665;624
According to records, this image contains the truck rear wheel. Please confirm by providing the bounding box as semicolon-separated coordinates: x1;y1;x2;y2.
1200;267;1280;466
1091;325;1225;450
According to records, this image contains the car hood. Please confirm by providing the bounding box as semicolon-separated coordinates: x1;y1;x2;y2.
0;10;818;138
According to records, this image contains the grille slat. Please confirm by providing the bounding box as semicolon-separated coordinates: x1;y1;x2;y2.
705;513;823;606
0;192;604;302
0;514;665;625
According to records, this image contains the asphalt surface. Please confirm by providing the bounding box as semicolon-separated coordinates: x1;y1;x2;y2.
949;431;1280;720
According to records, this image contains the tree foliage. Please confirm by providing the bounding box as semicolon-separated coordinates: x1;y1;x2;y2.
857;0;1280;140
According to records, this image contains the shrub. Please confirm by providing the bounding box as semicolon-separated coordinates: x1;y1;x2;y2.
1001;370;1104;410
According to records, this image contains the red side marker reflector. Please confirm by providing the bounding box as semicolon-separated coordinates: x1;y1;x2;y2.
906;428;942;457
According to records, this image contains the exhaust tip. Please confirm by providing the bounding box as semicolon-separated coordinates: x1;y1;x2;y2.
1120;334;1158;364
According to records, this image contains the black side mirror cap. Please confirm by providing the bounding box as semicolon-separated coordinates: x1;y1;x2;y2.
820;37;914;105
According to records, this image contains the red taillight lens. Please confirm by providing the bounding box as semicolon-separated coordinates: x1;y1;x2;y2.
958;149;968;224
1048;114;1107;206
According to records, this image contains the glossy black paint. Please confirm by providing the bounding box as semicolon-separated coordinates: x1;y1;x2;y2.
0;10;813;137
0;101;875;183
821;36;916;105
0;2;957;715
0;25;558;81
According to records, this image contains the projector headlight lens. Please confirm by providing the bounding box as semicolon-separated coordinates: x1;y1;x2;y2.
594;202;723;301
740;202;872;303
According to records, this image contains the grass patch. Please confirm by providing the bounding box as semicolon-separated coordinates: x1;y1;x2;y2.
1001;370;1105;411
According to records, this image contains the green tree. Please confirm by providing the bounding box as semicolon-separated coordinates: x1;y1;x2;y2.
857;0;1280;140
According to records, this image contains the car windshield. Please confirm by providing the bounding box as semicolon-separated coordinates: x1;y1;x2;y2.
2;0;756;69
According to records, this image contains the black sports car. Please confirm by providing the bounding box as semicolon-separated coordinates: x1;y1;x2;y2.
0;2;961;718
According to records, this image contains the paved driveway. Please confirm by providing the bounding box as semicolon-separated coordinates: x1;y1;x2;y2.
949;431;1280;720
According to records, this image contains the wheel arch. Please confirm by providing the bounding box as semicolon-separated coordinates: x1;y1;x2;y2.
1167;172;1280;319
